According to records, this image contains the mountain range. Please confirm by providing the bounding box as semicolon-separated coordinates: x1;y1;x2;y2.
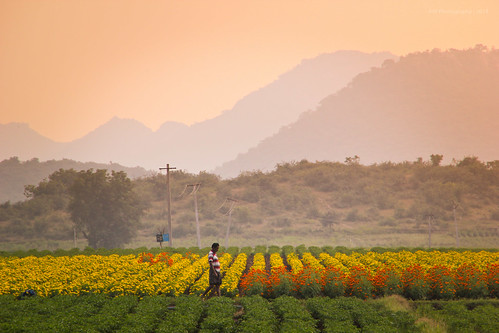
215;46;499;176
1;51;396;175
2;46;498;183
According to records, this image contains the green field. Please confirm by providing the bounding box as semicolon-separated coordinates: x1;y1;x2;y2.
1;294;498;333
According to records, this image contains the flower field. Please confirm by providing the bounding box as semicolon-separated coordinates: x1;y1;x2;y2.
1;248;498;300
1;247;499;332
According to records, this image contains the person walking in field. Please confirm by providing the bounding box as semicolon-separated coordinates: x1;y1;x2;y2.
201;242;222;298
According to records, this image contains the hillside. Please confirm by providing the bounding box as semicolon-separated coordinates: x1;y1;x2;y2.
1;157;498;251
0;157;149;203
215;46;499;177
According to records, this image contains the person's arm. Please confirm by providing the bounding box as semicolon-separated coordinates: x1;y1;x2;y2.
211;262;219;276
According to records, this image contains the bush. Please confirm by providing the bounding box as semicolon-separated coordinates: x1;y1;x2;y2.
157;295;204;332
267;245;280;254
120;296;172;332
490;209;499;221
240;269;268;297
307;246;322;258
345;266;374;299
254;245;267;253
281;245;294;256
455;263;488;299
240;246;253;255
272;296;318;333
345;209;361;222
371;266;402;297
237;295;278;333
322;267;346;298
295;244;307;257
306;297;354;332
426;265;456;300
199;297;235;332
267;267;294;298
294;267;323;299
401;265;429;300
487;263;499;298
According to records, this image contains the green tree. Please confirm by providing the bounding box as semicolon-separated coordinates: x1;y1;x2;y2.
24;168;78;211
320;211;338;229
430;154;443;167
69;169;145;248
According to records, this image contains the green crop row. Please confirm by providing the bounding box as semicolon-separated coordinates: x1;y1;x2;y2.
1;294;499;332
2;245;497;258
237;295;278;333
415;300;499;332
306;297;418;332
158;295;204;332
272;295;318;332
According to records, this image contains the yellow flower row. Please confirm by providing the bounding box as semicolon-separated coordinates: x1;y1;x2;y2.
286;253;303;274
190;252;233;294
270;253;285;270
220;253;247;296
319;251;499;274
167;255;207;296
250;253;266;271
153;256;196;295
0;254;189;296
318;253;348;273
301;252;324;269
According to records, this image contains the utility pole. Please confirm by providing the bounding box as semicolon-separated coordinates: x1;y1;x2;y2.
425;214;434;248
224;198;237;249
186;184;201;248
159;164;176;247
73;226;77;249
452;201;460;247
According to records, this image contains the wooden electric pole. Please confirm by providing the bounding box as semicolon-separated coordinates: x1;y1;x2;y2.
425;214;434;248
224;198;237;249
159;164;176;247
186;184;201;248
73;226;77;249
452;201;460;247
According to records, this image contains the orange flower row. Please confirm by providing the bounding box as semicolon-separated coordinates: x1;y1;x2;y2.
239;262;499;300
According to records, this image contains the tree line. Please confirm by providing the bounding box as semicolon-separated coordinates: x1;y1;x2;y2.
1;155;499;249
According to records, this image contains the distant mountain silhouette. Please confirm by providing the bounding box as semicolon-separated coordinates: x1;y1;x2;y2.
54;117;155;168
0;123;68;161
1;50;396;172
214;46;499;177
145;51;396;172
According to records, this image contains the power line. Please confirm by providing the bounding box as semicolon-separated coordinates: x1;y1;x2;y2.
214;198;228;213
177;183;201;198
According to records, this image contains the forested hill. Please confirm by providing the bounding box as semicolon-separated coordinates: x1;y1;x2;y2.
215;46;499;177
1;156;499;250
0;157;148;203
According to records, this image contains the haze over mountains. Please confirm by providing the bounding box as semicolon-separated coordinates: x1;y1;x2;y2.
2;46;499;181
1;51;395;174
216;46;499;177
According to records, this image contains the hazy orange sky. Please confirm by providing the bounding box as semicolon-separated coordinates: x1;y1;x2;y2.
1;0;498;142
